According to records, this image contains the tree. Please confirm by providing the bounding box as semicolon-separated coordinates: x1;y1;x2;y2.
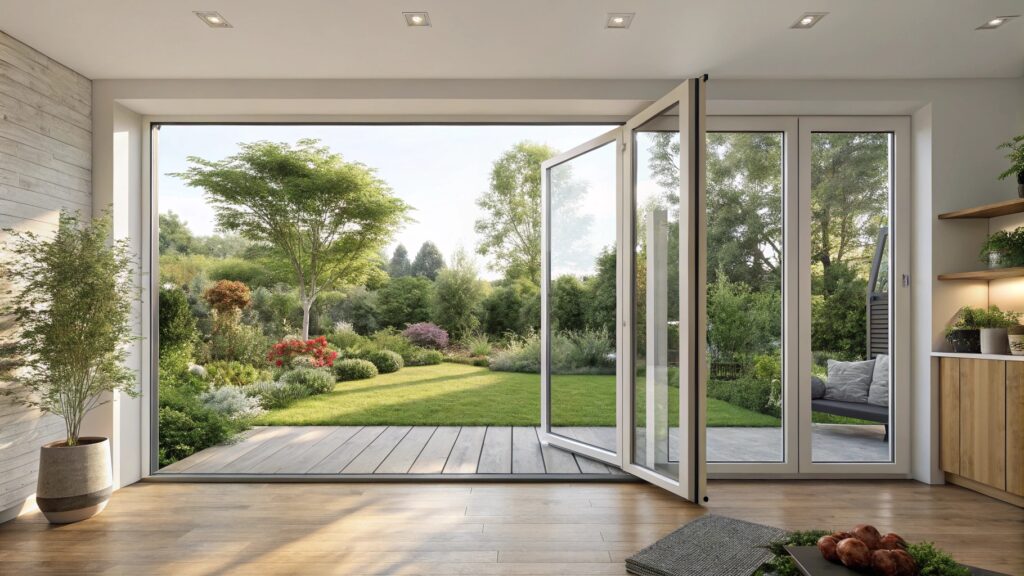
411;241;445;280
586;247;617;335
389;244;412;277
431;249;486;339
377;276;434;328
474;141;591;284
550;275;588;332
173;139;409;340
159;211;196;255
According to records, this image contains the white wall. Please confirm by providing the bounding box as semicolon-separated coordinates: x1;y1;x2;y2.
0;30;92;523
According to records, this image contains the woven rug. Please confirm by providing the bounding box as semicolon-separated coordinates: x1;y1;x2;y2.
626;514;788;576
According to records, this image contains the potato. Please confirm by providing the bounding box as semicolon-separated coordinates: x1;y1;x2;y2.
871;549;901;576
851;524;882;550
879;532;908;551
837;538;872;569
817;535;840;563
831;531;855;541
891;549;918;575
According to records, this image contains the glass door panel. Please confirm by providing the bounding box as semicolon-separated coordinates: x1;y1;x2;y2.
540;129;621;463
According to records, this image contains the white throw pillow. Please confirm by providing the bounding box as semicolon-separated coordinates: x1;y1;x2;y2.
823;359;875;403
867;354;890;407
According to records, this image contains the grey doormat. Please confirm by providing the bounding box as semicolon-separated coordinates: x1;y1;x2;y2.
626;514;788;576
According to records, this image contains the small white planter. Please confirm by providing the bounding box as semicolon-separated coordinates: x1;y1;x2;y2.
36;437;112;523
980;328;1009;355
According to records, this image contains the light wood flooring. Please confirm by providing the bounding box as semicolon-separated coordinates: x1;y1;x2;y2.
1;480;1020;575
160;426;628;477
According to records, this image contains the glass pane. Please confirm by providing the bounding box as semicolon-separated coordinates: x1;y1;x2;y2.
548;140;618;453
809;132;892;463
704;132;785;463
632;104;681;479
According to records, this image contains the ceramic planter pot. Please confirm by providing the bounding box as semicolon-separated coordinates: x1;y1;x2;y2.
1009;325;1024;356
980;328;1009;355
947;329;980;353
1017;171;1024;199
36;437;112;523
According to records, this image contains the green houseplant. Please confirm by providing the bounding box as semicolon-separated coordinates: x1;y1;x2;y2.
997;134;1024;198
973;305;1021;355
945;306;982;353
979;227;1024;268
1;211;138;523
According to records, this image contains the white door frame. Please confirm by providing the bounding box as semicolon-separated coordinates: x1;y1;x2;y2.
705;116;800;475
539;127;623;466
797;116;911;476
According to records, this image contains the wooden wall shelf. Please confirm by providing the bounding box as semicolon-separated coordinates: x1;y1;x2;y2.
938;198;1024;220
937;267;1024;281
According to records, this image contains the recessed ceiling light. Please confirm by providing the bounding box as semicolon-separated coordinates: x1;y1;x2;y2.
606;13;634;29
194;11;232;28
404;12;431;27
790;12;827;29
977;15;1019;30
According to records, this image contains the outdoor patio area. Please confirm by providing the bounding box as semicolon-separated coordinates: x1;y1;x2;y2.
160;424;888;476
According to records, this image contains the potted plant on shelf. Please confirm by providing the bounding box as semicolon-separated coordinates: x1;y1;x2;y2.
979;227;1024;269
945;306;982;353
998;134;1024;198
0;211;138;523
974;305;1021;355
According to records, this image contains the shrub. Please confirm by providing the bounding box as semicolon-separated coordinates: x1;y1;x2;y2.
203;279;252;313
489;330;610;374
206;309;269;366
403;322;449;349
366;350;404;374
198;386;264;419
376;276;435;328
334;359;379;381
431;250;485;338
706;377;780;418
407;348;444;366
445;353;490;367
160;344;194;380
490;332;541;373
241;380;311;410
205;360;264;388
338;286;379;335
463;333;493;356
326;328;369;351
158;388;247;467
551;275;588;332
370;328;417;358
566;329;614;372
481;284;527;337
250;285;303;339
208;258;282;289
267;336;338;368
159;286;198;353
280;367;336;394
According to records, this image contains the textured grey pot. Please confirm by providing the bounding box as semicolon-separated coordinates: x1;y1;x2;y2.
1009;326;1024;356
36;437;112;523
980;328;1009;355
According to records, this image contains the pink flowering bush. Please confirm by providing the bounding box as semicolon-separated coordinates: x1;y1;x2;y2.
402;322;449;349
266;336;338;368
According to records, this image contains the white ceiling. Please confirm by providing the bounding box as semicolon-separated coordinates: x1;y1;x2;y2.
1;0;1022;80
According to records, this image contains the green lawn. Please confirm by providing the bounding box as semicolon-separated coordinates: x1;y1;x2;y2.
256;363;783;427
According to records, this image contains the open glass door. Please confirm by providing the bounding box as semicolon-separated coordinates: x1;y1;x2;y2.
541;79;706;501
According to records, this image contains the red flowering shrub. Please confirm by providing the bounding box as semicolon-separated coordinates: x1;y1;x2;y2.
267;336;338;368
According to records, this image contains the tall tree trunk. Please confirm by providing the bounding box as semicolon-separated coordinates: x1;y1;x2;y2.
301;298;313;340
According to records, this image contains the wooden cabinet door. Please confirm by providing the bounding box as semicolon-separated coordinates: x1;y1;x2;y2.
939;358;960;474
1008;362;1024;497
959;359;1006;490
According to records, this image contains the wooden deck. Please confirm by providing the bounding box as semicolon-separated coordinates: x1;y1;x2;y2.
160;426;629;477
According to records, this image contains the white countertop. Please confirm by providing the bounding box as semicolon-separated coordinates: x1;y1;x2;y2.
931;351;1024;361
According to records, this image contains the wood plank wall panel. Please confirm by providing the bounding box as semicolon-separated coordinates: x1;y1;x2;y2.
1007;362;1024;497
959;359;1006;490
0;30;91;523
939;358;960;474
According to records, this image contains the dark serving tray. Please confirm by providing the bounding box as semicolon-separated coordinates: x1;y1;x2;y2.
784;546;1009;576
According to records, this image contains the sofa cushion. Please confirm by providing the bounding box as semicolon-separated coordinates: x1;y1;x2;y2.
823;359;875;403
867;354;890;407
811;376;826;399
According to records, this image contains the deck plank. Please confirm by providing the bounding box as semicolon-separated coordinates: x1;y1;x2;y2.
409;426;461;474
269;426;363;473
159;428;261;473
241;427;336;473
376;426;437;474
538;431;582;474
307;426;387;474
186;427;295;473
478;426;513;474
511;427;546;474
343;426;412;473
443;427;486;474
217;427;309;473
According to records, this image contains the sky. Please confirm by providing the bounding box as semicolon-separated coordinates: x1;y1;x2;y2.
156;124;620;280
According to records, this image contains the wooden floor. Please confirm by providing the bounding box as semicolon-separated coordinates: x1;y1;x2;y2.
1;480;1020;575
160;426;628;477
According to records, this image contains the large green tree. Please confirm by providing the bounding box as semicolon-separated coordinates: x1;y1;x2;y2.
474;141;590;284
431;249;487;339
173;139;409;340
389;244;412;277
159;211;196;255
411;241;445;280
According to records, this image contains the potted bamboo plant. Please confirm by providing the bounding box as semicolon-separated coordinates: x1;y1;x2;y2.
998;134;1024;198
1;211;138;523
